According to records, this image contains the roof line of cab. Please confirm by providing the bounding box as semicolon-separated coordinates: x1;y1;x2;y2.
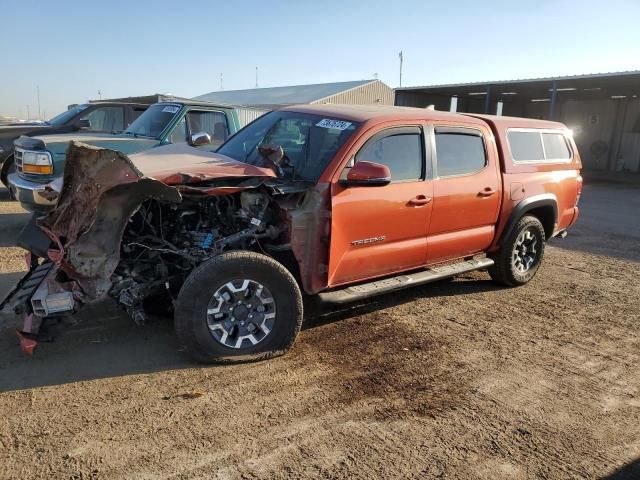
278;104;568;130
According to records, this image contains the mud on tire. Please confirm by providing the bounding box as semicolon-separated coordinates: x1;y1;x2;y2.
489;215;546;287
174;251;303;364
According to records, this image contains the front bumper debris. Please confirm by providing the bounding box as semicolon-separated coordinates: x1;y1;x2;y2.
0;261;54;316
7;172;57;212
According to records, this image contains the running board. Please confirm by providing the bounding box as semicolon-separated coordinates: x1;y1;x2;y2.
318;257;494;304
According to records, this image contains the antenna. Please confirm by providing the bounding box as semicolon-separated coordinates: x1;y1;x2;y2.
398;51;403;87
256;66;259;88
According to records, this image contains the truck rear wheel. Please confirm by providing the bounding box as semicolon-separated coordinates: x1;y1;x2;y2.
489;215;546;287
174;251;303;364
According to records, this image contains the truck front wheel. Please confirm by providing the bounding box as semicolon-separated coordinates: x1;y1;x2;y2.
489;215;546;287
1;155;16;198
174;251;303;363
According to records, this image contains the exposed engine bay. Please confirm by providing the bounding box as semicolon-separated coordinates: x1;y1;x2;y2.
112;190;282;324
1;142;330;335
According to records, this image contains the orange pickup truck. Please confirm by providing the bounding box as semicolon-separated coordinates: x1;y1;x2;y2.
1;104;582;362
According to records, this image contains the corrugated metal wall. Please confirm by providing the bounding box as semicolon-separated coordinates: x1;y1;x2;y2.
312;80;394;106
396;89;640;173
235;107;269;127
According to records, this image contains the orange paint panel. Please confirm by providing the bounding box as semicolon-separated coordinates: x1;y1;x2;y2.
329;181;433;286
427;226;495;262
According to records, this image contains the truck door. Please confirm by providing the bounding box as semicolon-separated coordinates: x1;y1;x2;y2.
427;125;501;263
328;125;433;286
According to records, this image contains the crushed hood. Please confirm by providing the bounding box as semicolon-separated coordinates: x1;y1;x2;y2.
37;141;276;299
129;143;276;184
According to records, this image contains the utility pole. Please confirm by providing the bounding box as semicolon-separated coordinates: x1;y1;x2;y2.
220;73;224;91
37;86;41;120
26;105;30;120
398;51;404;87
255;66;259;88
98;89;102;100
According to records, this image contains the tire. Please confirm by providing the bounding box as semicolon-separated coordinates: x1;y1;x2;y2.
1;155;16;199
174;251;303;364
489;215;546;287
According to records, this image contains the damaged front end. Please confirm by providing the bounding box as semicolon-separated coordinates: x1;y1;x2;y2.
1;142;325;351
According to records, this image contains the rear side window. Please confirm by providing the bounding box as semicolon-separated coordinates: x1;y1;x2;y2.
356;131;423;181
542;133;571;160
508;131;544;162
435;130;486;177
508;129;572;163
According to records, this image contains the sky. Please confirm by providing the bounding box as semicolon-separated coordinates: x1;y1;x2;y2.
1;0;639;120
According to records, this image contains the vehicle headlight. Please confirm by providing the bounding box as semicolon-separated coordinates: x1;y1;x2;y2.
22;150;53;174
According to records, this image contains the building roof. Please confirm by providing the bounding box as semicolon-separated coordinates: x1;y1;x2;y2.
397;70;640;91
195;80;378;107
395;70;640;102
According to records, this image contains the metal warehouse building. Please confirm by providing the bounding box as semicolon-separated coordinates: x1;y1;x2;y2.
195;79;394;110
395;71;640;174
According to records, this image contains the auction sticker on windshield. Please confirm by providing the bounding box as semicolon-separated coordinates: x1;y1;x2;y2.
316;119;352;130
162;106;180;114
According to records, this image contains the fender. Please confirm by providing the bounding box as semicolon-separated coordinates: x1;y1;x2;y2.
498;193;558;246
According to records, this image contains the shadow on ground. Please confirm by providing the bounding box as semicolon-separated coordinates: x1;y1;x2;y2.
0;275;499;393
0;213;31;247
602;457;640;479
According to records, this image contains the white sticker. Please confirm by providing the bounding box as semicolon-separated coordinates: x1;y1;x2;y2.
162;105;180;114
316;119;352;130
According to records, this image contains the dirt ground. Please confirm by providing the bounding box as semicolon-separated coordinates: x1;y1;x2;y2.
0;183;638;479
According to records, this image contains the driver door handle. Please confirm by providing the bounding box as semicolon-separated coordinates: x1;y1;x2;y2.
478;188;497;197
408;195;432;206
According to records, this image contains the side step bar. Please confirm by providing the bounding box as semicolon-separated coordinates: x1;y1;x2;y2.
318;257;494;304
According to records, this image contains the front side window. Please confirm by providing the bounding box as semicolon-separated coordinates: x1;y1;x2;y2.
124;103;182;139
217;111;360;182
187;110;228;148
80;107;125;132
355;130;423;181
435;130;486;177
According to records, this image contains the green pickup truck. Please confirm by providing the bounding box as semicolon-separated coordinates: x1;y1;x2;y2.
8;100;267;212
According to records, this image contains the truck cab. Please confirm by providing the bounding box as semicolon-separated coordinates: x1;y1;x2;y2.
7;100;264;212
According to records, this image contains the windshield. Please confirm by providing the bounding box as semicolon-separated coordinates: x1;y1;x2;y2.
124;103;182;138
48;104;89;126
217;111;360;182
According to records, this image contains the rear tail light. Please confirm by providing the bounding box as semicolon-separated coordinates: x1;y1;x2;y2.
576;175;583;206
22;151;53;175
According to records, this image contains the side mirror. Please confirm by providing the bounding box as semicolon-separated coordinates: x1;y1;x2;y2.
74;119;90;129
343;161;391;187
189;132;211;147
